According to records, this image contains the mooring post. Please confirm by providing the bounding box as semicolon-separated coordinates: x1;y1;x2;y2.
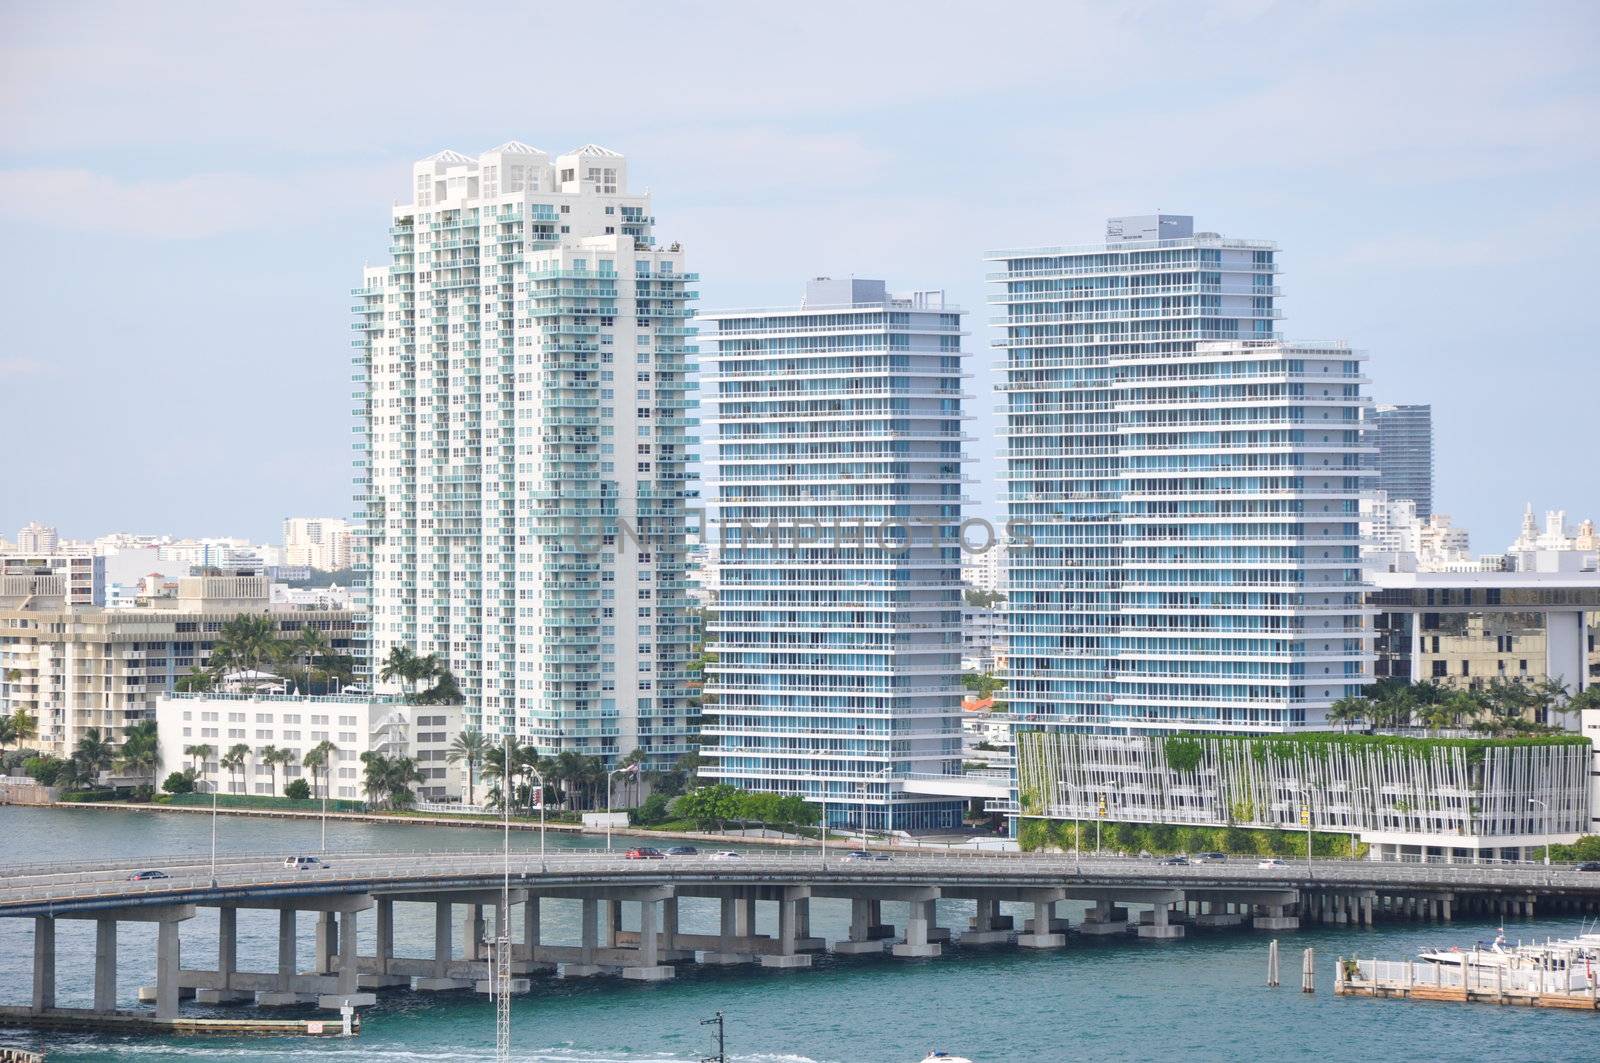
1301;947;1315;993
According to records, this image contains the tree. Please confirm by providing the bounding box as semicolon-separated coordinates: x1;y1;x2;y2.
618;747;647;807
208;614;281;682
380;646;423;698
964;587;1005;609
72;727;115;786
962;672;1007;701
7;708;38;749
360;751;423;810
220;743;251;794
161;771;195;795
446;727;488;806
0;715;14;752
284;777;312;800
183;742;216;778
259;745;292;795
289;625;330;693
1326;695;1372;732
118;720;162;795
175;667;216;693
302;740;338;800
673;783;743;831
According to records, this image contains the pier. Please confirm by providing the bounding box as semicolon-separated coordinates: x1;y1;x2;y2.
1335;956;1600;1011
2;849;1597;1025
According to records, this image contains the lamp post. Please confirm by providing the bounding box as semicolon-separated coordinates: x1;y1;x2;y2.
210;773;219;888
528;767;546;870
1528;798;1550;866
606;768;629;852
881;764;894;845
858;779;870;844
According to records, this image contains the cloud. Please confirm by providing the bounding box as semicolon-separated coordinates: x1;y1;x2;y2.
0;163;398;238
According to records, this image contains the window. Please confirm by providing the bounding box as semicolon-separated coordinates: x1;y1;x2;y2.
1431;661;1448;678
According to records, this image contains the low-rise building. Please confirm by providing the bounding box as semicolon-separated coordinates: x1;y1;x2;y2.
1368;568;1600;693
0;573;358;755
156;692;463;802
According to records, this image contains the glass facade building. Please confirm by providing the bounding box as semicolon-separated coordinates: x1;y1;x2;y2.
1371;403;1434;518
987;215;1373;735
354;143;699;767
698;279;968;830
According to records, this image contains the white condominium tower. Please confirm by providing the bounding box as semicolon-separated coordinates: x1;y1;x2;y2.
354;143;699;767
699;279;968;831
988;214;1372;733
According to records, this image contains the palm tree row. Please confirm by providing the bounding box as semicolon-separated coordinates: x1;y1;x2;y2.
479;743;647;813
1328;677;1600;736
379;647;466;705
175;615;354;695
360;751;423;810
0;707;39;752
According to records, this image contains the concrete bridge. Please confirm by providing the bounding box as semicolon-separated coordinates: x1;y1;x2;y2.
5;849;1598;1021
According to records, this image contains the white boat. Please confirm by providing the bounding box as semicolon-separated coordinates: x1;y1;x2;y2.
1419;926;1600;991
919;1053;975;1063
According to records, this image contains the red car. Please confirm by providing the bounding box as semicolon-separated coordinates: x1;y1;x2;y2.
625;847;666;860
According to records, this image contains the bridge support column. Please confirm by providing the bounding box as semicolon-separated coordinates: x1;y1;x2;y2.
1253;903;1298;931
92;917;116;1013
321;909;376;1007
697;896;754;965
30;916;54;1013
1019;899;1067;948
1360;894;1373;926
892;899;941;958
523;896;541;951
314;910;338;974
558;898;605;978
1079;899;1129;936
834;897;886;954
602;899;622;949
415;900;471;991
623;896;674;981
377;898;394;972
196;906;252;1004
761;892;813;969
1137;904;1184;940
661;897;677;952
154;916;181;1019
963;897;1014;945
464;904;486;960
258;909;302;1006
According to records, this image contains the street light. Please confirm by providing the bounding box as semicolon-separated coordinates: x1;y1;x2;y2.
527;766;547;870
1528;798;1551;866
210;771;219;888
606;768;630;852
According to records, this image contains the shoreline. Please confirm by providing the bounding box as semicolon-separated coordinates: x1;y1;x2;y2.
37;801;865;851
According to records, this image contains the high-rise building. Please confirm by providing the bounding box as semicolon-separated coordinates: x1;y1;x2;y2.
282;517;354;572
16;523;58;553
698;279;968;830
354;142;699;767
1371;403;1433;518
988;215;1372;735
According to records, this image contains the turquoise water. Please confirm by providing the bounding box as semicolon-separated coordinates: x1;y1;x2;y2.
0;807;1592;1062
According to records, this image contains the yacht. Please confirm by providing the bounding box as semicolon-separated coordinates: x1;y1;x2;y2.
919;1054;975;1063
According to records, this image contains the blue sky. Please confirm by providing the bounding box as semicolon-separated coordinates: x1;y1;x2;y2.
1;0;1595;549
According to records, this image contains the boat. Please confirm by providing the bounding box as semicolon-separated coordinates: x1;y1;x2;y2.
919;1053;975;1063
1418;925;1600;991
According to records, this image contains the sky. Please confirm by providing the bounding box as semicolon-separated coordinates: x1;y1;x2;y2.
0;0;1595;549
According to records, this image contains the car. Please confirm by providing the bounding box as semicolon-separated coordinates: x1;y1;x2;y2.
1257;858;1289;869
1194;852;1227;864
283;855;328;870
127;869;168;881
842;850;892;862
708;850;742;861
1576;861;1600;872
1157;855;1189;866
625;847;666;860
665;846;699;856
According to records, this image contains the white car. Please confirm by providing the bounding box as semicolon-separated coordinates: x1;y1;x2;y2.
1257;858;1288;869
284;855;329;870
708;850;742;861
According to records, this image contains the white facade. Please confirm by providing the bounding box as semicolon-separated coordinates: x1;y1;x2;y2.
282;517;354;571
156;693;463;802
356;141;698;768
16;523;59;553
961;536;1008;596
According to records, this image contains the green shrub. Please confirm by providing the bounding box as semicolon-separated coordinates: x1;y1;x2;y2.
284;778;312;800
161;771;194;795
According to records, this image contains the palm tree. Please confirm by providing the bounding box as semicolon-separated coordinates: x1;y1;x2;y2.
259;745;290;794
1326;696;1371;732
360;752;424;810
183;746;217;787
0;715;15;753
619;746;647;806
380;646;422;699
220;742;251;794
73;727;115;786
118;720;161;795
446;727;489;805
9;708;38;749
303;740;339;800
290;625;330;693
209;614;281;681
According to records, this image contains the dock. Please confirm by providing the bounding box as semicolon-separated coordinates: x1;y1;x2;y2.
1335;957;1600;1011
0;1005;359;1036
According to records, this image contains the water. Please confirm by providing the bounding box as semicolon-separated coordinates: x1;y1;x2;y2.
0;806;1592;1062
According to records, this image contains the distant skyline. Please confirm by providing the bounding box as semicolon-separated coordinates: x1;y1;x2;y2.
2;1;1596;547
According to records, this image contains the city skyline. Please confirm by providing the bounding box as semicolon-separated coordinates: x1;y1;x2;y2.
3;3;1596;548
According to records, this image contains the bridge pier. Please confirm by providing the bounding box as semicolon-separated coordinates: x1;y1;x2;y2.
1079;899;1129;936
963;896;1015;945
195;906;251;1004
759;889;814;969
892;899;941;958
258;909;301;1006
414;900;471;991
31;916;54;1013
834;897;885;955
1136;903;1184;940
93;917;117;1013
697;895;754;965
